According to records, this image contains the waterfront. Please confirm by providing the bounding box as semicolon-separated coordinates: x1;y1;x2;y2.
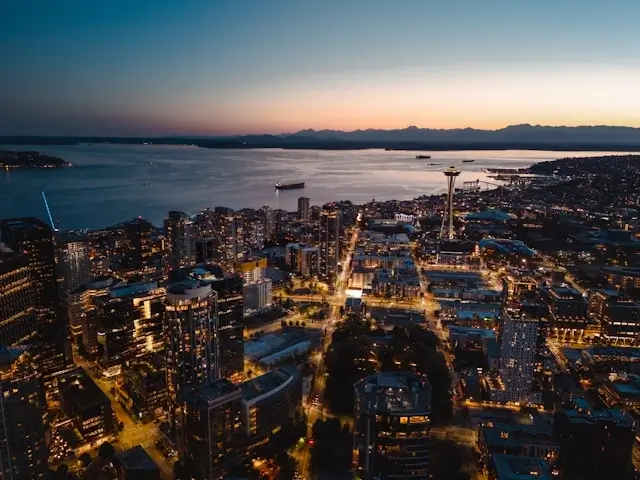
0;144;632;229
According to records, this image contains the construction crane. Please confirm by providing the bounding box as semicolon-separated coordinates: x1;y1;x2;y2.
41;191;59;232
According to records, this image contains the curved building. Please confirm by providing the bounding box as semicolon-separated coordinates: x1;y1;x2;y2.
354;372;432;479
241;368;302;443
163;280;219;409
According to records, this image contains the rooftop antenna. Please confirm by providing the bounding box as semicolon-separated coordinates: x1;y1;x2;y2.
41;191;59;232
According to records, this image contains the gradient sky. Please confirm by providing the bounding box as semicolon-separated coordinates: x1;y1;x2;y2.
2;0;640;136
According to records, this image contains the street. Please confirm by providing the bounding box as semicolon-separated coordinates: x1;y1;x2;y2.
295;224;360;479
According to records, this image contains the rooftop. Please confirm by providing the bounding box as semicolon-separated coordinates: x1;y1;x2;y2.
241;369;294;402
114;445;159;473
491;454;552;480
185;378;241;407
357;372;431;414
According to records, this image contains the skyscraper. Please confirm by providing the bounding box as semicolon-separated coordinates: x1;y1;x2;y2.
354;372;431;479
319;208;340;282
0;218;68;375
164;211;196;269
0;346;48;479
163;279;220;416
297;196;310;221
58;238;91;292
0;244;37;346
179;379;244;479
168;265;244;380
492;307;540;404
119;217;153;272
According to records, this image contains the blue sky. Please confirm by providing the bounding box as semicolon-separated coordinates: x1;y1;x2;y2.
2;0;640;135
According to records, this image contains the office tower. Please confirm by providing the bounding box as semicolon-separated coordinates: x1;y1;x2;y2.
0;347;48;479
57;239;91;292
164;211;196;269
120;217;153;271
354;372;431;479
493;307;540;404
439;166;460;240
319;208;340;282
555;407;634;480
180;379;244;479
163;279;220;416
0;245;37;346
194;237;217;264
0;218;68;375
298;196;310;221
300;247;320;277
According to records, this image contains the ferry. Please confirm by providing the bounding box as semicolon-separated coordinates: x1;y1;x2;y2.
275;182;305;190
416;155;431;159
462;159;475;163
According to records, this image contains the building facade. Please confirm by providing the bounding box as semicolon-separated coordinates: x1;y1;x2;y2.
0;347;48;479
180;379;244;479
0;245;37;346
319;208;340;282
354;372;431;479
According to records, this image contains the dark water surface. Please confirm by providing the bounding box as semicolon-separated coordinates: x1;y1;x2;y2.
0;145;627;229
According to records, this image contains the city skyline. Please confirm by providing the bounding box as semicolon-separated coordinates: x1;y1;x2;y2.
3;0;640;136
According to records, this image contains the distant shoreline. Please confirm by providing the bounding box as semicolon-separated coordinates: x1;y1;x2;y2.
2;137;640;152
0;149;71;168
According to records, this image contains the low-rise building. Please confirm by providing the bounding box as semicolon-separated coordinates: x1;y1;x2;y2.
59;367;114;440
113;445;160;480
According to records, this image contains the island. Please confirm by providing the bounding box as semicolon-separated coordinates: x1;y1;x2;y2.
0;150;71;168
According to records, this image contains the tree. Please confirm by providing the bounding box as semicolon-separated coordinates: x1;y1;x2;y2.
295;320;300;327
79;452;92;468
98;441;116;464
301;321;306;327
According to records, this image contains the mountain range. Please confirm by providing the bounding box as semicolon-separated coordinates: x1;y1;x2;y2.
287;124;640;145
3;124;640;150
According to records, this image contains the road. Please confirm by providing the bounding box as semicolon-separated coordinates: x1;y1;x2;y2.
73;356;173;479
295;224;361;479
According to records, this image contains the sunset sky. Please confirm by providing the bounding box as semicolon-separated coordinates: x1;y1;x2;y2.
3;0;640;136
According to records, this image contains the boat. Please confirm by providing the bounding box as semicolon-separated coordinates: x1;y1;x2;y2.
428;163;442;166
462;159;475;163
416;155;431;159
275;182;305;190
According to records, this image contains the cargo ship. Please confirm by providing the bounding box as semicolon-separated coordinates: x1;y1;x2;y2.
275;182;305;190
416;155;431;159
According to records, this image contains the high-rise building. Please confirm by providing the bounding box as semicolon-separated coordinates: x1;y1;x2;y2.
164;211;196;269
163;279;220;415
0;244;37;346
297;197;310;221
240;258;272;318
0;218;68;375
354;372;431;479
57;239;91;292
319;208;340;282
119;218;153;272
492;307;540;404
168;265;245;380
300;247;320;278
0;346;48;479
180;379;244;479
260;205;275;241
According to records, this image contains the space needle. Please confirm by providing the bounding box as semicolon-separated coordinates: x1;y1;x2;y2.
439;166;460;240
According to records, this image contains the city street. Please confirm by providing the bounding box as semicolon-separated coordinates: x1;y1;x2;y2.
73;355;173;479
295;224;360;479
